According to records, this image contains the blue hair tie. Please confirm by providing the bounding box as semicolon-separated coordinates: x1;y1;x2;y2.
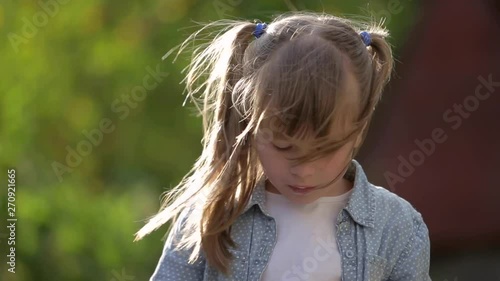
360;31;371;46
253;23;267;39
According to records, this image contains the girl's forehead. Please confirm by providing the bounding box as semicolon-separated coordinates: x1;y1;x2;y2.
258;113;355;144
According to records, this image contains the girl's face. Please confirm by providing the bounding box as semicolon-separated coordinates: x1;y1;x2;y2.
253;129;359;205
253;68;363;204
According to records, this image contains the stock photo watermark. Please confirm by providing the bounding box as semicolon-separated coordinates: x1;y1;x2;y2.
254;112;297;148
5;169;17;274
51;64;169;182
213;0;243;18
110;268;135;281
371;0;414;26
384;74;499;190
8;0;71;53
280;234;339;280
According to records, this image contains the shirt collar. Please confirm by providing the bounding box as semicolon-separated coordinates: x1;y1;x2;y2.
243;159;375;228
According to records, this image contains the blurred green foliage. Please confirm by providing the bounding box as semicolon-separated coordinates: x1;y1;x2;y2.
0;0;416;280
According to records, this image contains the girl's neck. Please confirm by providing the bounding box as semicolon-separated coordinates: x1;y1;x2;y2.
324;178;354;197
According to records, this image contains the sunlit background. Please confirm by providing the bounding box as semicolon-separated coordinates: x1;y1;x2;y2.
1;0;499;280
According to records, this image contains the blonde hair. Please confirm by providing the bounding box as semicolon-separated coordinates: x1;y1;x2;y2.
135;12;393;275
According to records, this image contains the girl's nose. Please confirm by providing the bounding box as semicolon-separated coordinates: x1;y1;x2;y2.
289;161;317;178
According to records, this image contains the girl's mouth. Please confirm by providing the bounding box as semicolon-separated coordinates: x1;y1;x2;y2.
288;185;317;194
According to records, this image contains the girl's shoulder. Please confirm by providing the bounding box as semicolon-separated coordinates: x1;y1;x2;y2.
365;183;430;255
363;183;431;277
347;160;426;230
369;183;425;227
347;159;429;254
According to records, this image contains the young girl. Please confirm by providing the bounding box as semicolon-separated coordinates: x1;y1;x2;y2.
135;12;431;281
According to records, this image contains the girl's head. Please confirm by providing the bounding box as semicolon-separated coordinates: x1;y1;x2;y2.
136;12;393;274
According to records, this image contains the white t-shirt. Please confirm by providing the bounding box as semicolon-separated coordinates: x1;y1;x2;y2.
261;189;353;281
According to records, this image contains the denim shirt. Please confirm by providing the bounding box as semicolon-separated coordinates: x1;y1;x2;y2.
151;159;431;281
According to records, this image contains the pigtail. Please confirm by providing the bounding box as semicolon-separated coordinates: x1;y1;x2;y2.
351;26;394;156
135;20;261;276
189;22;260;274
364;28;394;108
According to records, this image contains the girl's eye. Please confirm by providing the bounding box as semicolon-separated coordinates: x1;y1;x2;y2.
273;144;292;151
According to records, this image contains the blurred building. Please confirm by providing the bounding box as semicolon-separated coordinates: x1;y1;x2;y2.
359;0;500;280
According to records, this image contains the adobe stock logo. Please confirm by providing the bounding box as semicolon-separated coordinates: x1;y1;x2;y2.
51;64;169;182
280;235;339;280
213;0;243;18
384;74;499;191
110;268;135;281
8;0;71;53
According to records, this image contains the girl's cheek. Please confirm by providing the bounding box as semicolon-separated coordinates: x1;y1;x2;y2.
325;145;352;168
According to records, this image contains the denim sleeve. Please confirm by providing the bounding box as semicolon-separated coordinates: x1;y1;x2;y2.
389;214;431;281
150;208;206;281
